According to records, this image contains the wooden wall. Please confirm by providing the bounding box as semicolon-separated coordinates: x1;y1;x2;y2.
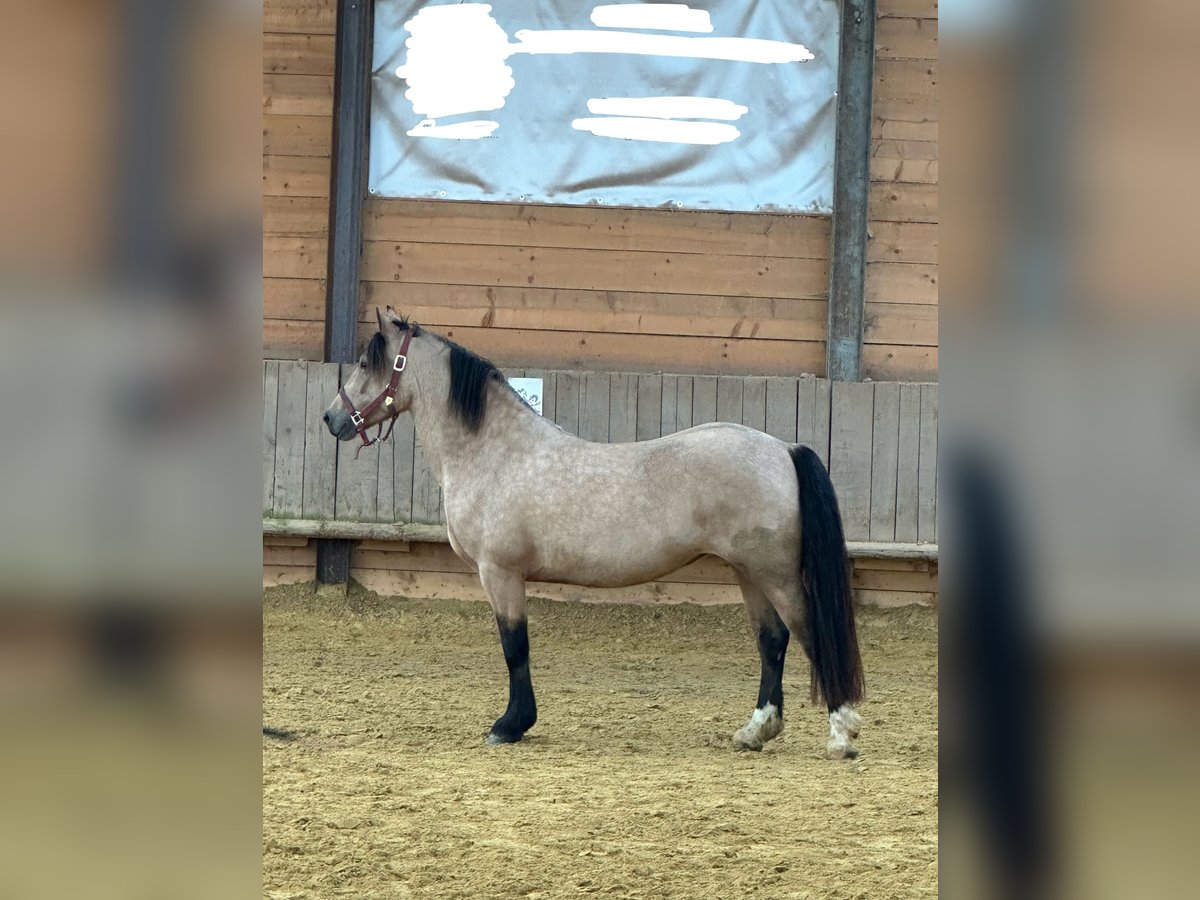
263;0;938;380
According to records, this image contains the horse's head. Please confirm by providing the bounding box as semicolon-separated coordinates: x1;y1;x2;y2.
323;307;422;443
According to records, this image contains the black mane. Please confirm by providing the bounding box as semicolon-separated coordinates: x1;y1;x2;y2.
445;339;502;432
366;331;389;374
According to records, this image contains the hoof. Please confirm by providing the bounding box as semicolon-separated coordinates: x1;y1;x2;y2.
485;730;523;745
826;738;859;760
733;730;764;752
732;704;783;751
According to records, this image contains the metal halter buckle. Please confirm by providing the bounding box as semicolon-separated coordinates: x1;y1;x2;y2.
350;411;364;427
393;354;407;372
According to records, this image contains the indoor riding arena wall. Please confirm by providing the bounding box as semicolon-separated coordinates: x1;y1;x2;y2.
263;0;937;380
262;0;939;605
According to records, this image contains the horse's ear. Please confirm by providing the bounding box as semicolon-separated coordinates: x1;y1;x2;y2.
376;307;386;333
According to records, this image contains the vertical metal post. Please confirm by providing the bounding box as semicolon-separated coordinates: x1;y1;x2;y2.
825;0;876;382
317;0;374;586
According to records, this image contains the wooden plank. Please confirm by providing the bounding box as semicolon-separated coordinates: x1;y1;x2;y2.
361;280;830;341
853;567;939;593
871;139;938;161
870;184;938;223
334;364;379;522
263;154;330;198
863;344;937;382
263;545;318;567
263;362;280;514
865;302;938;346
263;114;331;158
301;363;338;519
874;59;938;103
264;318;829;377
866;264;938;306
636;374;663;441
716;376;743;424
765;377;798;442
263;73;333;117
674;377;694;433
263;236;327;280
856;589;936;609
742;377;767;432
263;0;336;35
894;383;923;542
264;195;329;238
263;534;309;548
608;373;638;443
554;371;581;435
867;221;938;265
869;383;901;541
272;360;308;517
412;433;444;525
264;277;325;321
660;375;680;436
263;32;335;76
579;373;611;442
870;156;938;184
363;199;831;259
797;376;833;466
918;384;938;542
875;17;938;59
391;414;416;524
692;376;718;425
878;0;938;19
829;381;874;541
872;116;938;145
360;241;828;300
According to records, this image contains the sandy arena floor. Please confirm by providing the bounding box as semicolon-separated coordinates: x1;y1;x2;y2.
263;583;938;899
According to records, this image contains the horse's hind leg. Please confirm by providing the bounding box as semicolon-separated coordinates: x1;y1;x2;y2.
732;574;789;751
478;563;537;745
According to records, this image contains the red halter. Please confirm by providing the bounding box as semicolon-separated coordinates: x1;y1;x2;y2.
338;330;413;458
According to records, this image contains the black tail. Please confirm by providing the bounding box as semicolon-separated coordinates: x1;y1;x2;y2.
791;445;864;711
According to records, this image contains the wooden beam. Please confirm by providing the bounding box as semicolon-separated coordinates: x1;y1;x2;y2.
263;518;937;560
318;0;374;585
826;0;877;382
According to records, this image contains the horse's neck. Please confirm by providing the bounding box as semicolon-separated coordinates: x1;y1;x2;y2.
407;366;552;486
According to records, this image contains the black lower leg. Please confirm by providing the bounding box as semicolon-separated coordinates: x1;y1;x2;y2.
755;615;790;715
490;617;537;742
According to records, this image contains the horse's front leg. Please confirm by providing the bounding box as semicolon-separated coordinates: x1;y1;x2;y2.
479;563;537;744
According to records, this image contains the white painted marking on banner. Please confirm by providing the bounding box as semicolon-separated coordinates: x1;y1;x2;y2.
512;30;814;64
572;117;740;144
586;96;748;121
590;3;714;33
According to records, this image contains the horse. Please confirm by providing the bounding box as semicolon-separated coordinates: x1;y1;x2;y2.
323;309;864;758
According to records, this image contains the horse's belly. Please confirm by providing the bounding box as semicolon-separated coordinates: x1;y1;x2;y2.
528;541;702;589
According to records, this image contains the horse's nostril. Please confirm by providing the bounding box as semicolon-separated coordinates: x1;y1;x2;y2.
323;411;331;424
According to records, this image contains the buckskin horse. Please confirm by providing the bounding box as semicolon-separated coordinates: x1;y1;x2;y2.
324;309;864;757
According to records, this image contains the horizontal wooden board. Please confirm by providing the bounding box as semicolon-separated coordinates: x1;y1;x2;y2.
265;278;326;321
263;114;330;157
868;221;938;265
263;32;335;76
870;156;938;185
878;0;938;18
874;59;938;103
263;72;333;117
870;183;938;224
263;154;329;198
864;302;938;346
263;319;828;374
264;195;330;237
875;16;938;60
358;241;828;300
873;116;938;145
863;345;937;381
866;262;938;305
264;0;335;35
264;236;327;281
872;139;938;162
364;199;831;259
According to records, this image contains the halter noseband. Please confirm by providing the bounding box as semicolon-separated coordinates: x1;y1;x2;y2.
338;329;413;458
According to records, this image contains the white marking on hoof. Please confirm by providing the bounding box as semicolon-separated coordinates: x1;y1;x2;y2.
827;704;862;759
732;703;783;751
485;732;507;745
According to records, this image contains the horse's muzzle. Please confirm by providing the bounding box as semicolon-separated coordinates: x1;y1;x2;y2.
324;409;356;441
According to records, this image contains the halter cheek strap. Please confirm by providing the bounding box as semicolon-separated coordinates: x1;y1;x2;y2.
338;330;413;458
